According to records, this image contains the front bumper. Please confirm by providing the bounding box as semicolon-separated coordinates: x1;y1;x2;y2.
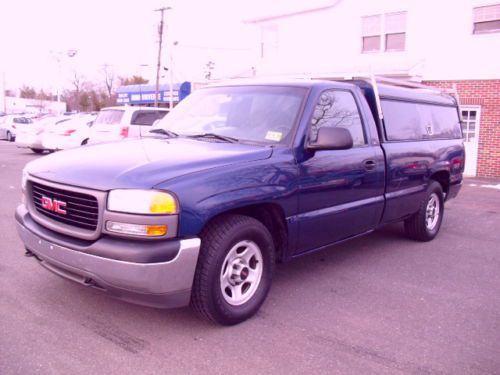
15;205;201;308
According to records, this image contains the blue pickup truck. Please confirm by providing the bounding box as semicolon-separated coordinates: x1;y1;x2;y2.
16;78;464;325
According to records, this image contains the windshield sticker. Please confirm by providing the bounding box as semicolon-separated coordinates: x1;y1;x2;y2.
265;131;283;141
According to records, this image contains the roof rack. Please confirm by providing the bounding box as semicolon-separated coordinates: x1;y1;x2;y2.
317;74;462;122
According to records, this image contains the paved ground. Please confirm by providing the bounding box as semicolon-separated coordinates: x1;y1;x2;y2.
1;141;499;375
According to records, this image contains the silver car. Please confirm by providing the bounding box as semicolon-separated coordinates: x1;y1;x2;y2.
0;115;33;141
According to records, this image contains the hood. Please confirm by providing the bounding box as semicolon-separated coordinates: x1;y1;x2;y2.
26;138;273;190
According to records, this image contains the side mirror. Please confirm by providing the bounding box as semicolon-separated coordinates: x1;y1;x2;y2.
307;127;353;151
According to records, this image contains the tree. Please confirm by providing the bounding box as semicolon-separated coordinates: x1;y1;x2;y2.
19;85;37;99
79;93;91;112
102;64;115;98
69;71;85;111
37;90;53;101
118;75;149;86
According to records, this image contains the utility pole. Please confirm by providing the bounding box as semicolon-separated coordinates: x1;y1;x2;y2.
154;7;171;108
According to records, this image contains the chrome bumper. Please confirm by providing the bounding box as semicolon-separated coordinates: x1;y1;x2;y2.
16;209;201;309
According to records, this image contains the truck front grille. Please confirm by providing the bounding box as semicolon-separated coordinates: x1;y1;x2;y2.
31;181;99;231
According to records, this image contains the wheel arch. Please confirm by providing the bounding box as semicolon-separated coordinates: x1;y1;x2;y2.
200;203;288;262
429;170;450;199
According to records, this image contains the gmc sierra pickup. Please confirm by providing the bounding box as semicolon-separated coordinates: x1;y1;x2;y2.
15;78;464;325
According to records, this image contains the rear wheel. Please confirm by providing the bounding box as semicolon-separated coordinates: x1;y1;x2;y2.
30;148;44;154
191;214;275;325
81;138;89;146
404;181;444;241
6;131;13;142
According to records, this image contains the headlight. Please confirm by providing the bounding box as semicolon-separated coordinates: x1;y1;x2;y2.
107;189;178;214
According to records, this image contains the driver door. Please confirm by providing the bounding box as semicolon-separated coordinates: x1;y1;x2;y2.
295;89;385;254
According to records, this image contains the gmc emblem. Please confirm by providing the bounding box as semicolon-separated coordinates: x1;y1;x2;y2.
41;196;67;215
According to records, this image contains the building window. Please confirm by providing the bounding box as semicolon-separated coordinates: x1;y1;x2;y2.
473;4;500;34
461;108;480;142
362;12;406;53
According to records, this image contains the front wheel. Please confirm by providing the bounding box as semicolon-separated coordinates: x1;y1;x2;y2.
6;131;13;142
404;181;444;241
191;214;275;325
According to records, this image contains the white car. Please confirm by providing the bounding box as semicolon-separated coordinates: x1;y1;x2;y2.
0;115;33;141
15;116;73;153
88;106;169;144
42;114;97;151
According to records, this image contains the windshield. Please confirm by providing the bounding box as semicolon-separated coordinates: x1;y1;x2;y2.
94;109;124;125
154;86;306;144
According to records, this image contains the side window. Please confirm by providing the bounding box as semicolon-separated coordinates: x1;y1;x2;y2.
427;105;462;139
310;90;366;146
381;100;424;141
131;111;168;126
382;100;462;141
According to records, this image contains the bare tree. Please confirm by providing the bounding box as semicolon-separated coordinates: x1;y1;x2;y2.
102;64;115;99
70;71;85;111
19;85;37;99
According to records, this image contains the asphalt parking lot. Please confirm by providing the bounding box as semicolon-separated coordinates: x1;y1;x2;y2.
1;140;499;375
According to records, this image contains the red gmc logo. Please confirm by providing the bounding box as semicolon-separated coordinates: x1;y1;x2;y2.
41;196;67;215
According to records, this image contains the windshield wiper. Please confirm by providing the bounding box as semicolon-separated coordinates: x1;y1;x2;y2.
188;133;239;143
149;128;178;138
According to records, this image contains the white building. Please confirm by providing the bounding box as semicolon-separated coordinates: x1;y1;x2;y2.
0;96;66;116
247;0;500;177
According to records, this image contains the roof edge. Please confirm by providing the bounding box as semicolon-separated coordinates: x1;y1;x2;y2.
244;0;342;24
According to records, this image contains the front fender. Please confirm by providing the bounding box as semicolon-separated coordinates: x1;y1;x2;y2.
157;149;299;237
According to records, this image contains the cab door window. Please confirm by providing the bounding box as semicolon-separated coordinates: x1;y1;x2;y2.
310;90;366;146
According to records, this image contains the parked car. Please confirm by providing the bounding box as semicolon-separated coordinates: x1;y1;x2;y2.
16;78;464;325
0;115;33;141
41;114;97;151
15;116;73;153
88;106;169;144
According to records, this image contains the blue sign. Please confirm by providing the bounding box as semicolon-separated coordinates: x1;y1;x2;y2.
115;82;190;105
116;90;179;105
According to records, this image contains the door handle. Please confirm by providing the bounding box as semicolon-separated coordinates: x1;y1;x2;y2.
363;160;376;170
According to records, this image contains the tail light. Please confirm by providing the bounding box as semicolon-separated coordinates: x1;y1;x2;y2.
62;129;77;136
120;126;129;138
12;125;16;129
451;157;464;172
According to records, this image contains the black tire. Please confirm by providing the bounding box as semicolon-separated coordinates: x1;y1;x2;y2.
30;148;44;154
6;131;13;142
191;214;275;325
81;139;88;146
404;181;444;241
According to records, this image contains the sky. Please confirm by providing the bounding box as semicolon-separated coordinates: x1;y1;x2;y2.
0;0;335;94
0;0;263;93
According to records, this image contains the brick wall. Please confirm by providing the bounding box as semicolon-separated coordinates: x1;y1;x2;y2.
423;80;500;178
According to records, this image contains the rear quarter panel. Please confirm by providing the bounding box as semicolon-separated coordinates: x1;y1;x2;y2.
381;138;464;223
